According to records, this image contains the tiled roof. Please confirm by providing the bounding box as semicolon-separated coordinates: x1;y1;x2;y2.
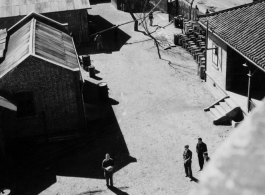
0;0;91;18
199;0;265;69
0;12;80;79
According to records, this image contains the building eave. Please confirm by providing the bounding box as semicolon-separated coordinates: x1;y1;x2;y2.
198;21;265;73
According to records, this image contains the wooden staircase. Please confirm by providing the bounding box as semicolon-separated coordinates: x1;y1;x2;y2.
204;96;244;125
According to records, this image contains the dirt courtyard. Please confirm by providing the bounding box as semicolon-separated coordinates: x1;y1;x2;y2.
3;3;233;195
33;4;233;195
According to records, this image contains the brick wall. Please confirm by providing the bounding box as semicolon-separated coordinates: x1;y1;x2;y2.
0;10;89;44
0;56;86;139
206;32;228;98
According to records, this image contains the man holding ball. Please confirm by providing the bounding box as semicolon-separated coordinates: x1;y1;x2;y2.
102;153;115;187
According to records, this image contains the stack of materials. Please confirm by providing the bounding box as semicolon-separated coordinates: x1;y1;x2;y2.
174;20;206;79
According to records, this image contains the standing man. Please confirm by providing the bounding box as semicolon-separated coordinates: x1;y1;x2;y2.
149;11;154;26
102;153;115;187
196;138;207;171
183;145;193;178
94;33;104;51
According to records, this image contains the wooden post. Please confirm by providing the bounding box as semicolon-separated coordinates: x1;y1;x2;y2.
205;20;208;82
168;0;171;22
247;67;252;113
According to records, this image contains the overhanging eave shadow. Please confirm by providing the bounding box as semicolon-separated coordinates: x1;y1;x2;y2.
77;15;131;55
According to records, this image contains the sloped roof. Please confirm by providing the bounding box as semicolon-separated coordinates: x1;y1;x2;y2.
0;0;91;18
0;29;7;58
0;95;17;111
35;20;79;69
0;12;80;79
199;0;265;70
0;20;31;78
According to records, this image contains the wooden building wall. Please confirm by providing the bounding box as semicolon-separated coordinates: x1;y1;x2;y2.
205;32;228;98
0;56;86;140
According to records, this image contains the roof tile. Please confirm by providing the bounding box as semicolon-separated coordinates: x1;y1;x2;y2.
200;0;265;69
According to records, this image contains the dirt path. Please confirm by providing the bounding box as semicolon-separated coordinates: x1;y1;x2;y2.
40;3;232;195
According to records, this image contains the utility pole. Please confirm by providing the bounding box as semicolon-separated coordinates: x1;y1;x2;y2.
205;20;208;82
168;0;171;22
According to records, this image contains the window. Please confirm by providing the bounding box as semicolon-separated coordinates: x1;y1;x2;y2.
15;92;36;118
212;43;219;65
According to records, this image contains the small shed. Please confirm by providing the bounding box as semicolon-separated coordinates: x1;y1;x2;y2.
0;12;87;143
0;0;91;44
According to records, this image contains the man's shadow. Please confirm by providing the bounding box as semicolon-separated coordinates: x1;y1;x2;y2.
108;186;129;195
190;176;199;183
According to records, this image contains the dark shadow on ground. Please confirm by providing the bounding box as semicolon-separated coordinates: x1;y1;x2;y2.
0;79;135;195
89;0;110;5
54;79;136;179
77;15;131;55
91;75;103;81
191;176;199;183
108;186;129;195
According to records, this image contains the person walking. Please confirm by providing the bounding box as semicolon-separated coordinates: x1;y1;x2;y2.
94;33;104;50
102;153;115;187
196;138;207;171
183;145;193;179
149;11;154;26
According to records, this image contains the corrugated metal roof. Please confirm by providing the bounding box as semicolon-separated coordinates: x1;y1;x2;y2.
0;13;80;78
0;0;91;18
35;20;79;70
199;0;265;69
0;28;7;58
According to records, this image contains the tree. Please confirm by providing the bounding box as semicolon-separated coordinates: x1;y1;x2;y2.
185;0;195;20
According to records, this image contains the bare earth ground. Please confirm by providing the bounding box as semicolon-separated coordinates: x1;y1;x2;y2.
32;3;232;195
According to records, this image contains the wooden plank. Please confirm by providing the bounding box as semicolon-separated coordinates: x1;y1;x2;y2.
5;6;12;17
35;46;66;64
11;5;20;16
19;4;28;15
65;0;75;10
50;1;58;12
73;0;82;10
3;0;12;6
58;0;67;11
26;4;36;13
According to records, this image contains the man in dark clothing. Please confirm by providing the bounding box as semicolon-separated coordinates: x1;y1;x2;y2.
149;11;154;26
196;138;207;171
183;145;193;178
102;153;115;186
